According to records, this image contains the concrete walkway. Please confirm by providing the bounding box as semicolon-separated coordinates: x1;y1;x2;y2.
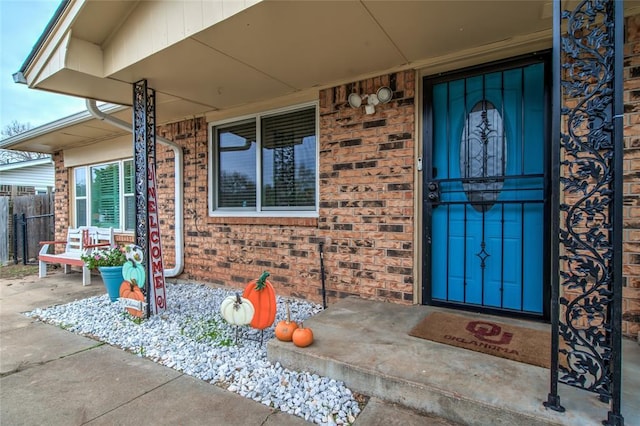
0;269;453;425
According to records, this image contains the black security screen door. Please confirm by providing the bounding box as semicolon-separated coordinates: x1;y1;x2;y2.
423;55;550;318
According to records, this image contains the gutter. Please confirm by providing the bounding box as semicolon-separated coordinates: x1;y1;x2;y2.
85;100;184;278
0;157;53;171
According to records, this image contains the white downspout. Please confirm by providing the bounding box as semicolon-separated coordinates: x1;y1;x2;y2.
85;100;184;277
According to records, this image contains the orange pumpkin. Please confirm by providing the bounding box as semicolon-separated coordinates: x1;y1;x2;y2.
275;300;298;341
242;271;277;330
119;281;145;318
292;322;314;348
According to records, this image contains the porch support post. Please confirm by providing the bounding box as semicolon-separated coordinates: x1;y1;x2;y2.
609;1;624;424
545;1;624;424
133;79;167;317
544;0;563;412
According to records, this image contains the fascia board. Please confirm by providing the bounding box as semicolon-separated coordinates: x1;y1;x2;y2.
0;158;53;171
21;0;86;88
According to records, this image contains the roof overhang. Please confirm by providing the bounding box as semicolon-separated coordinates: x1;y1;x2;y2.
0;157;53;171
15;0;562;124
15;0;640;128
0;104;131;154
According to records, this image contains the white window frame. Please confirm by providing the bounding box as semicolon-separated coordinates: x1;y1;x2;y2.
208;102;319;218
72;159;135;232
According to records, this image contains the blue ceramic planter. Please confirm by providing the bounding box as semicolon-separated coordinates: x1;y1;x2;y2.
99;266;123;302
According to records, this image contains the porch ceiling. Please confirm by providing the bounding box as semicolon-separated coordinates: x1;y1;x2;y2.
22;0;560;125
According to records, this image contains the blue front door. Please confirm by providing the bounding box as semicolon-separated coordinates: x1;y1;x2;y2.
423;56;549;317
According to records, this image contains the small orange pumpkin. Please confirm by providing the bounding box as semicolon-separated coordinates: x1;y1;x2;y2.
275;300;298;342
242;271;277;330
119;281;145;318
292;321;314;348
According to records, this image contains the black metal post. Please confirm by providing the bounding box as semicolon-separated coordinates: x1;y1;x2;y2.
12;213;18;265
319;242;327;309
544;0;564;412
607;0;624;424
546;0;625;424
21;213;27;265
133;79;151;318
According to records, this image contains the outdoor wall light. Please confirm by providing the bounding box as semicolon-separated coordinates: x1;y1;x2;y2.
348;86;393;114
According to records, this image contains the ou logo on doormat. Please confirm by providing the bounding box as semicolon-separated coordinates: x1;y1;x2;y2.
465;321;513;345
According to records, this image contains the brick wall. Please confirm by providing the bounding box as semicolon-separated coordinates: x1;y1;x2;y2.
623;13;640;338
52;151;69;251
154;70;416;305
318;71;415;303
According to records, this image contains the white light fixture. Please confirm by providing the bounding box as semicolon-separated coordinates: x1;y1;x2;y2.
348;93;362;108
347;86;393;114
376;86;393;104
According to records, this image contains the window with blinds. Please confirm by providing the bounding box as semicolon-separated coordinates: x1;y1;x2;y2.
211;104;317;214
216;120;257;208
261;107;316;209
73;159;135;231
75;168;87;227
91;163;120;228
123;160;135;230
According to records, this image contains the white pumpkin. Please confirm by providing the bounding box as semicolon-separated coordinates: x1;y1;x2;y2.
124;244;144;264
220;293;255;326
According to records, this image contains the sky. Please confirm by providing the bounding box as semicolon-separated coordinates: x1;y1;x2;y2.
0;0;86;132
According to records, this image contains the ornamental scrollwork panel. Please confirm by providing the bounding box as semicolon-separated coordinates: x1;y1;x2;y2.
557;0;616;400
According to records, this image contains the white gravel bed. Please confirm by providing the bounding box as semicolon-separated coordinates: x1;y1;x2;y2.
25;282;361;425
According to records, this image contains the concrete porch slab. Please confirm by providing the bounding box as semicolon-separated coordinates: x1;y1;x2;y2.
267;297;639;425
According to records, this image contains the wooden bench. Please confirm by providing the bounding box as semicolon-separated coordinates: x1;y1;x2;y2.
38;226;114;286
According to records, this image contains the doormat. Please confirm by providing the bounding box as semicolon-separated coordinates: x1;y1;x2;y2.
409;311;550;368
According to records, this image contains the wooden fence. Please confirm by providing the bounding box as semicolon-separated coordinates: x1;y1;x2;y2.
2;193;54;264
0;197;7;265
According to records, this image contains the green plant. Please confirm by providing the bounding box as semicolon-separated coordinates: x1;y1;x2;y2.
81;245;126;269
180;317;234;346
218;337;233;347
122;311;144;325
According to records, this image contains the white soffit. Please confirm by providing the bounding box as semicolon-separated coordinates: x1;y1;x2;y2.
190;1;408;89
0;106;132;154
109;38;295;110
364;1;553;61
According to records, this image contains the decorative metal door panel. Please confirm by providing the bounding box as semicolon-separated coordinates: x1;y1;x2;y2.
424;58;549;316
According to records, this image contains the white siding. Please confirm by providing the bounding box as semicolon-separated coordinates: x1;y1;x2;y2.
0;163;54;192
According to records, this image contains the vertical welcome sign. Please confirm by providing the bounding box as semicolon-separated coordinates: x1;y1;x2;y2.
147;165;167;314
133;79;166;316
